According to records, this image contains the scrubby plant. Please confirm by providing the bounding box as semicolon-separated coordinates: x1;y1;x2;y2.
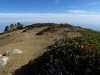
36;27;53;35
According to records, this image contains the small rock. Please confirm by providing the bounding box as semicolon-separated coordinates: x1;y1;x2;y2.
0;56;9;67
5;49;23;56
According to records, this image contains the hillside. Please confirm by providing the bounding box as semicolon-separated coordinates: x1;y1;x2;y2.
0;23;100;75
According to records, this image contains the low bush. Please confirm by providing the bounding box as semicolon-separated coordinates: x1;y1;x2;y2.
25;32;100;75
36;27;52;35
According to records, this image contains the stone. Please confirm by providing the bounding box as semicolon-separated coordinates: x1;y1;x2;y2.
10;24;16;30
4;26;11;32
15;24;18;28
5;49;23;56
0;54;2;57
0;56;9;67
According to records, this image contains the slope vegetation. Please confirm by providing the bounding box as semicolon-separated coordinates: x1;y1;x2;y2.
25;27;100;75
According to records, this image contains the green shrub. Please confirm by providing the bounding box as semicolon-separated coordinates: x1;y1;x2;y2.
36;27;52;35
25;33;100;75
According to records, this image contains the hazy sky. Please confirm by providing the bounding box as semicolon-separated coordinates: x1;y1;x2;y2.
0;0;100;32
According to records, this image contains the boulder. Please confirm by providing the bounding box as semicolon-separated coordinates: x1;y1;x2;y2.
5;49;23;56
15;24;18;28
0;56;9;67
10;23;16;30
4;26;11;32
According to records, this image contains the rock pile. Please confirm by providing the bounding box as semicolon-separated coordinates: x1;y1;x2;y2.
0;49;23;67
4;22;25;32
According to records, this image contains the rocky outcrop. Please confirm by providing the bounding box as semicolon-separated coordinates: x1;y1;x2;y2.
4;22;25;32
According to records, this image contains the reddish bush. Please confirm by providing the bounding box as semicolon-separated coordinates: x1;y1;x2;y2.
78;45;91;52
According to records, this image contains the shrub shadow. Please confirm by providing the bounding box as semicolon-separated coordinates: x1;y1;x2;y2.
13;64;29;75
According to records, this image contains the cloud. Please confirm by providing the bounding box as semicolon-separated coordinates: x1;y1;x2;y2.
0;12;100;25
68;10;95;14
88;2;100;5
54;0;60;3
68;10;87;13
0;12;100;31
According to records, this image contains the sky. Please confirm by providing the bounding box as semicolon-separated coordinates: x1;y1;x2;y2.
0;0;100;32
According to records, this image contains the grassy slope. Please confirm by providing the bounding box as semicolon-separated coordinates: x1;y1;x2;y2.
25;28;100;75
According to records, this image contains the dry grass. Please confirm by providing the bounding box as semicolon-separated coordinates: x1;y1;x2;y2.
0;26;81;75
